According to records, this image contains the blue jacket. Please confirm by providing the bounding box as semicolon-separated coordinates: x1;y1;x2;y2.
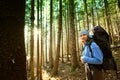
81;41;103;64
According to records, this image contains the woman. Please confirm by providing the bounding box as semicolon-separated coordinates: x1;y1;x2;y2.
80;29;104;80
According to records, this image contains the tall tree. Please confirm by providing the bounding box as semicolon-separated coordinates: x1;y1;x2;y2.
66;0;70;61
36;0;40;79
61;28;64;62
0;0;27;80
45;0;48;64
30;0;35;79
91;0;95;27
116;2;120;36
52;0;62;75
83;0;89;29
49;0;53;68
69;0;79;71
39;0;43;79
104;0;112;42
102;9;106;29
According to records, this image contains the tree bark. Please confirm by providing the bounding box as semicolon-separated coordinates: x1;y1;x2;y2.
36;0;40;79
39;0;43;79
52;0;62;75
49;0;53;68
30;0;35;80
91;0;95;27
69;0;79;71
0;0;27;80
104;0;112;43
83;0;89;29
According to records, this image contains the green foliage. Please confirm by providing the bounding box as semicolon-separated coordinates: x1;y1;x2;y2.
25;0;119;28
25;0;31;26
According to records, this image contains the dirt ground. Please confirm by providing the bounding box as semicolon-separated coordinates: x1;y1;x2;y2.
42;49;120;80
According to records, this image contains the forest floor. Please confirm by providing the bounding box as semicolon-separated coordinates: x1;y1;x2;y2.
41;49;120;80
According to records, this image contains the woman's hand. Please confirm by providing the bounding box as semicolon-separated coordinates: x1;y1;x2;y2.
81;57;84;64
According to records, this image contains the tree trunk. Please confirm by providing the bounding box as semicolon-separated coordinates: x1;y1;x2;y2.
104;0;112;42
83;0;89;29
66;1;70;61
45;6;48;64
30;0;35;80
116;7;120;37
69;0;79;71
0;0;27;80
49;0;53;68
39;0;43;79
61;30;64;62
52;0;62;75
102;9;107;30
96;11;100;25
36;0;40;79
91;0;95;27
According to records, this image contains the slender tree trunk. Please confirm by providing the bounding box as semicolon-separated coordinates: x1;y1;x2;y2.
45;0;48;64
69;0;79;71
39;0;43;79
0;0;27;80
82;16;85;29
67;24;70;61
94;0;100;26
52;0;62;75
66;1;70;61
91;0;95;27
102;9;107;30
65;4;68;62
61;30;64;62
116;7;120;37
36;0;40;79
30;0;35;79
104;0;111;41
75;5;80;60
96;12;100;25
49;0;53;68
45;7;48;64
109;19;114;44
83;0;89;29
26;31;30;71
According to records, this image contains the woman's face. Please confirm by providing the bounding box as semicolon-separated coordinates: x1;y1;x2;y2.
80;34;88;43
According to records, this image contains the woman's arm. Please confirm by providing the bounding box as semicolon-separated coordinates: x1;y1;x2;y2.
81;42;103;64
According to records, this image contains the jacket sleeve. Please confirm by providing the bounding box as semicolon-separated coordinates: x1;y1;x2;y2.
81;42;103;64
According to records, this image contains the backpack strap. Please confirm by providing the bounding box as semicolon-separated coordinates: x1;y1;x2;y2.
86;39;93;57
86;40;103;70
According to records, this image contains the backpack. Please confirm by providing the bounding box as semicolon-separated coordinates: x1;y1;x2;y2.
87;25;118;78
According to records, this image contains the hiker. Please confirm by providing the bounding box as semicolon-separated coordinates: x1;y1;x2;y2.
80;29;104;80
